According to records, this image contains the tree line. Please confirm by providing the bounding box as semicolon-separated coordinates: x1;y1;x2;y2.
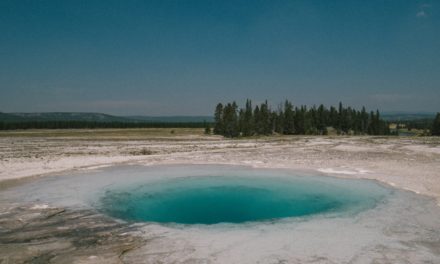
213;100;391;137
0;121;208;130
432;113;440;136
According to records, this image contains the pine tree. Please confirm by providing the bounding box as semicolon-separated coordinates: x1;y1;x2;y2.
258;101;271;135
316;104;327;134
223;102;239;138
238;108;245;135
432;113;440;136
212;100;391;137
283;100;295;134
360;106;368;134
243;99;254;136
368;111;376;135
329;106;338;129
273;103;284;134
253;105;261;135
213;103;224;135
294;106;306;134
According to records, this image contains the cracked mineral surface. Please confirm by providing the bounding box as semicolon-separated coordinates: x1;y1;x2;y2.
1;129;440;263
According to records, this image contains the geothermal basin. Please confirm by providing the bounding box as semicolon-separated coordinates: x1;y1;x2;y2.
99;173;388;225
5;165;388;224
1;165;440;263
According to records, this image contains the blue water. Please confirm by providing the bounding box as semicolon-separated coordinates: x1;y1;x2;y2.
99;174;388;225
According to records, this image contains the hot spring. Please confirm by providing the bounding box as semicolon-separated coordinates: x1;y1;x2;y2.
5;165;390;225
99;176;387;224
4;165;440;263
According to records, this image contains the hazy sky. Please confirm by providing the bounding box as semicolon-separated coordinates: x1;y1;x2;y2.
1;0;439;115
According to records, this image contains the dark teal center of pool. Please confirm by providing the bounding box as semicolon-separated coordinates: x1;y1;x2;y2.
99;176;387;225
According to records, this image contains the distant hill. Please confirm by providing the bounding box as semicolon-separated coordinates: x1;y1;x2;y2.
125;115;213;123
0;112;213;123
381;112;436;121
1;111;434;123
0;112;132;123
0;113;27;122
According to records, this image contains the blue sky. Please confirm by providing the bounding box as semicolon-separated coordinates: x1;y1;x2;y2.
0;0;439;115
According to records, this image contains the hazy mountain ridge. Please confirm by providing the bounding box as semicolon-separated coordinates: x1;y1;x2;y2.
125;116;213;123
0;112;213;123
1;111;435;123
0;112;131;122
381;112;436;121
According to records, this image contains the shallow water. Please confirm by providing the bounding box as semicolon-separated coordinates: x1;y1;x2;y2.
100;175;387;224
2;165;440;263
2;165;389;224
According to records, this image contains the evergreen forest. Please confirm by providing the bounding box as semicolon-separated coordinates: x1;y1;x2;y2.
213;100;391;137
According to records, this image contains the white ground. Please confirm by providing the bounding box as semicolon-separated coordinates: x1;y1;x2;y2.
1;131;440;263
1;132;440;205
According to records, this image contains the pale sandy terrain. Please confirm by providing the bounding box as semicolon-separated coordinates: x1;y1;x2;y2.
1;129;440;204
1;129;440;264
